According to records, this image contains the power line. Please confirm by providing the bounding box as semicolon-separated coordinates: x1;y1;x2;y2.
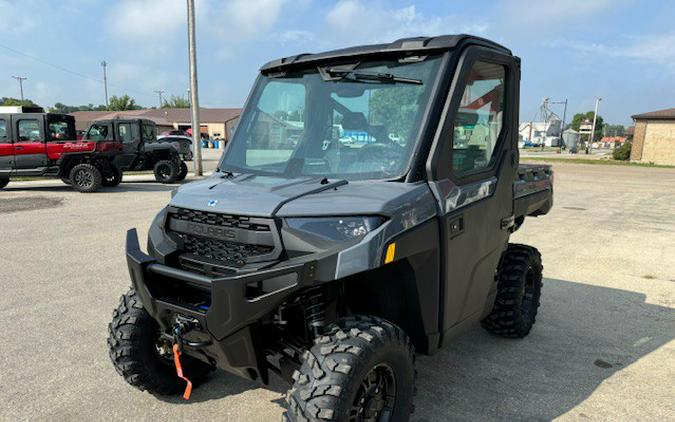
153;89;165;108
0;43;155;100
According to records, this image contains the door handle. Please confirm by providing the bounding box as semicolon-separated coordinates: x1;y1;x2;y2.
15;145;24;150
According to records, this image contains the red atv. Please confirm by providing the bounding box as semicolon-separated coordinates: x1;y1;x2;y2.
0;106;122;193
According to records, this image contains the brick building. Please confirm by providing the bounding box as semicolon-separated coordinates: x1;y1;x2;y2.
630;107;675;165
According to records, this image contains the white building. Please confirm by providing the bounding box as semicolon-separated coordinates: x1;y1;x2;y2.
519;119;562;146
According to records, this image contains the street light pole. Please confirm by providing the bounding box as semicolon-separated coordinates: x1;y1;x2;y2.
589;97;602;154
154;89;165;108
12;76;27;102
101;61;109;109
187;0;202;176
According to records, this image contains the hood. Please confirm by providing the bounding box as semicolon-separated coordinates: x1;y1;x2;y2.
169;174;436;219
169;174;345;217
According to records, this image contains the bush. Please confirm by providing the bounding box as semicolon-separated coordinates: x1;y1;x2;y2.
613;141;632;161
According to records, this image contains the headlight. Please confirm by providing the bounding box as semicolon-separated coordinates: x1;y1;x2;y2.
286;216;385;241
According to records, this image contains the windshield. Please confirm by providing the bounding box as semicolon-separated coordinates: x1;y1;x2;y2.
219;55;443;181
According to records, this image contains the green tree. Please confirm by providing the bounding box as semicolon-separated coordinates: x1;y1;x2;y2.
604;124;626;137
1;97;39;107
161;95;190;108
50;103;108;113
612;141;632;160
370;86;419;142
571;111;605;142
108;94;142;111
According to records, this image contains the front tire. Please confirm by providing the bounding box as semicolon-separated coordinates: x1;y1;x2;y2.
153;160;178;183
69;163;102;193
176;161;188;182
481;244;543;338
102;166;123;187
284;316;416;422
107;289;213;395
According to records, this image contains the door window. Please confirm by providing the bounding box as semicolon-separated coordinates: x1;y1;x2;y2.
0;119;7;141
141;124;156;142
85;123;112;140
118;123;135;143
48;120;75;141
17;119;42;142
452;61;505;175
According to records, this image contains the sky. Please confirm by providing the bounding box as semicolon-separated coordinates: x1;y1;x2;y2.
1;0;674;126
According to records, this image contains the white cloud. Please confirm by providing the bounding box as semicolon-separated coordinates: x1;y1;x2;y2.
325;1;487;45
500;0;614;25
0;0;40;34
105;0;186;51
275;30;315;45
555;33;675;69
213;0;286;40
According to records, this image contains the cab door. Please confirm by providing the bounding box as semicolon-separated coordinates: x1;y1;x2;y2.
13;115;48;169
114;121;141;169
426;47;520;345
0;115;13;174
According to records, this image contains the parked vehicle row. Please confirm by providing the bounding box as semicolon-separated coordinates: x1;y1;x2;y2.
0;107;192;192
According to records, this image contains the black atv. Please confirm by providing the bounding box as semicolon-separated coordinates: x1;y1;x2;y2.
83;118;188;184
108;34;553;421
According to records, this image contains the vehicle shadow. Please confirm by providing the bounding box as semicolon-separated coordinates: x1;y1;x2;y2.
412;278;674;421
152;277;675;417
2;182;178;193
155;370;287;405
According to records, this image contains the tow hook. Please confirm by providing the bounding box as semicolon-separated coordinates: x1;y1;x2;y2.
170;315;212;401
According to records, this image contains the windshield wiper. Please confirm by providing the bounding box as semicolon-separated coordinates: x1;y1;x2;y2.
324;68;422;85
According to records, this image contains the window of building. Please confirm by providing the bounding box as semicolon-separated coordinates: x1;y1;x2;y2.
452;61;505;175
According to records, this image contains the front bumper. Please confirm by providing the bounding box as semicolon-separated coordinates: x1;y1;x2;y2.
125;228;317;383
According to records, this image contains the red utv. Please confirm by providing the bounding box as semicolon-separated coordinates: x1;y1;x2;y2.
0;106;123;192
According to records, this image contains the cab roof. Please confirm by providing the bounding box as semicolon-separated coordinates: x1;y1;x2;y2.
260;34;511;73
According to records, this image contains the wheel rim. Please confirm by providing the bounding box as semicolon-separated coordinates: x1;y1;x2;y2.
521;267;536;317
74;169;93;187
349;363;397;422
158;164;172;179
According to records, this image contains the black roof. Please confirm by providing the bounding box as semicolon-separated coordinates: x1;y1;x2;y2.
260;34;511;73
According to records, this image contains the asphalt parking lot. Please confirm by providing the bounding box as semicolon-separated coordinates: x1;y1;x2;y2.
1;161;673;421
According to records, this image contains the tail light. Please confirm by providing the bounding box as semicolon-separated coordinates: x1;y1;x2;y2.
96;141;123;152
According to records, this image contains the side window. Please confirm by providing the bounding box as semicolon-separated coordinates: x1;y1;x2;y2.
85;124;112;141
142;124;156;142
0;119;7;141
452;61;505;175
118;123;134;143
17;119;42;142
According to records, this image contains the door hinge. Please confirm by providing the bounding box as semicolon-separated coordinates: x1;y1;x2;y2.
500;215;515;230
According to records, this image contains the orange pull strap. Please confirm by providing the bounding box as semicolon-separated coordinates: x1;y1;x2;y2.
172;343;193;400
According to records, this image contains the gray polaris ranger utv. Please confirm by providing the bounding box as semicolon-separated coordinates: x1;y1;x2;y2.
108;34;553;421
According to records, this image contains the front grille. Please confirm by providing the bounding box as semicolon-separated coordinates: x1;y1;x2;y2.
173;232;274;267
167;206;277;268
172;207;270;232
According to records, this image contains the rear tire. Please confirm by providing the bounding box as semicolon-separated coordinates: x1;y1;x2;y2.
176;162;188;182
153;160;178;183
284;316;416;422
481;244;543;338
102;166;123;187
0;178;8;189
69;163;102;193
107;289;213;395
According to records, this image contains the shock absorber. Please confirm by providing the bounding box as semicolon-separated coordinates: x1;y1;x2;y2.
303;286;326;337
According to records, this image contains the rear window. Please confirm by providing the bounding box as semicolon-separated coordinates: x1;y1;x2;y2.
0;119;7;140
48;116;76;141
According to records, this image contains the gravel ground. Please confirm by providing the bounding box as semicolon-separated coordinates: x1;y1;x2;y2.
0;161;673;421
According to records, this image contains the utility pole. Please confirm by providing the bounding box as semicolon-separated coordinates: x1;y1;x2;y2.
187;0;202;176
101;61;109;109
154;90;165;108
11;76;27;101
589;97;602;154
